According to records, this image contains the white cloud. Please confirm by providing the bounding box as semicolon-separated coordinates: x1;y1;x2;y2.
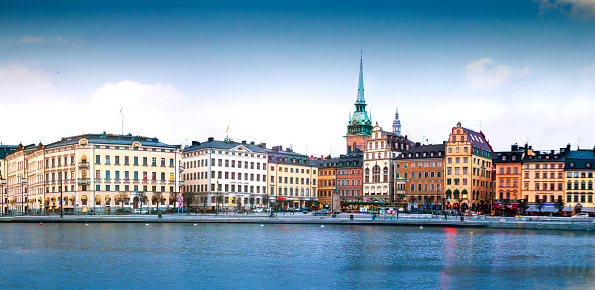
536;0;595;19
16;36;45;43
582;62;595;72
464;57;528;89
0;62;58;101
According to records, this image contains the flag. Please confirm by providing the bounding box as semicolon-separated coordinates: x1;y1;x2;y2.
120;108;122;113
226;126;229;133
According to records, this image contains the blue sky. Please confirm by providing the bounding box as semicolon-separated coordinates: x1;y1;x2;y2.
1;0;595;155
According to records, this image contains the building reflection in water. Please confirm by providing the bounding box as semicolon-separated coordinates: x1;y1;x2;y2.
440;227;457;288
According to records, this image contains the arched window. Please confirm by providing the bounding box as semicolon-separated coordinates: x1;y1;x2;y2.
383;167;388;182
372;165;381;183
365;168;370;183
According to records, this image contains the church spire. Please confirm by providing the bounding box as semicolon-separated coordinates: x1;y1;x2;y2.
393;107;402;136
356;50;365;104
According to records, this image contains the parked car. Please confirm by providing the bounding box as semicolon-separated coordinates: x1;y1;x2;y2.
116;208;131;214
572;213;589;218
253;208;264;213
312;209;331;216
151;208;167;214
133;209;149;214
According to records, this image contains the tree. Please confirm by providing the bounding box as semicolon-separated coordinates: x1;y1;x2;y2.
519;199;529;216
536;198;545;215
555;198;565;216
153;192;163;213
182;191;195;215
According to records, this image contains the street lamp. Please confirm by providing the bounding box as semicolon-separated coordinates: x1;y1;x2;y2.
21;180;27;215
0;179;5;216
59;174;63;218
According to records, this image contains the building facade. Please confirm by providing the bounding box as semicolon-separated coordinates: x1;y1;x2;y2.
362;124;411;203
336;149;364;210
444;122;494;212
266;146;318;210
564;147;595;214
5;133;182;214
520;147;566;213
181;138;269;211
493;144;528;214
394;143;445;211
316;157;337;209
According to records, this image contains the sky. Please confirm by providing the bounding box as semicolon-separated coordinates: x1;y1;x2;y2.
1;0;595;156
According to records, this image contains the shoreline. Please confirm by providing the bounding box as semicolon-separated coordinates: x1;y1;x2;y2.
2;214;594;232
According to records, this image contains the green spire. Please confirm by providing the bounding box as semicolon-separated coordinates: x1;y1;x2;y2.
356;51;365;104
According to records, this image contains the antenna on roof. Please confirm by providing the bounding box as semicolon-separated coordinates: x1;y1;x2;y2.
476;120;484;131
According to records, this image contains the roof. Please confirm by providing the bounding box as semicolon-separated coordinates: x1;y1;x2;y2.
565;149;595;169
396;143;445;160
0;145;18;159
183;139;267;154
522;152;566;163
45;133;179;149
461;127;492;152
267;147;315;166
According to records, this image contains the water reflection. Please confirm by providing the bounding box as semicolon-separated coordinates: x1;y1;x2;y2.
0;224;594;289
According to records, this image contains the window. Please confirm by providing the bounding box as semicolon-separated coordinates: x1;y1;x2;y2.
105;155;110;164
152;157;157;166
115;156;120;165
95;155;100;164
143;157;148;166
161;158;166;166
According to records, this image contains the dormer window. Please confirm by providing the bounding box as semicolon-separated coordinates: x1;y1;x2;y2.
569;162;575;168
512;155;516;161
586;162;591;168
502;156;507;161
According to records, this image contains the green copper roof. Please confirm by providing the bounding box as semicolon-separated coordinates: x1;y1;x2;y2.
347;54;372;136
356;56;365;104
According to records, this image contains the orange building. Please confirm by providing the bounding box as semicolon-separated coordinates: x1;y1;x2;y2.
493;144;528;215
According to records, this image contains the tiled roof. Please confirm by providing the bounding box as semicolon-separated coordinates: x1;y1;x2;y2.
461;128;492;152
396;143;445;159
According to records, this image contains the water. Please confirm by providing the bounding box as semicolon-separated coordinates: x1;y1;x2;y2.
0;223;594;289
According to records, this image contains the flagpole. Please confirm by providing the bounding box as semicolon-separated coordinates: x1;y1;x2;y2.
121;108;123;135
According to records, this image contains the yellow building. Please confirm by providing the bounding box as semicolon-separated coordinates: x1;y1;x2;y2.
5;133;182;215
0;145;18;214
564;148;595;214
266;145;318;210
444;122;494;212
520;148;565;213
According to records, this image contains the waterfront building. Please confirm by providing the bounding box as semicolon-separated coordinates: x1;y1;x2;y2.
564;147;595;214
0;144;18;214
315;157;338;209
520;146;566;214
393;143;445;212
181;138;268;211
362;123;411;204
493;144;529;215
345;55;372;154
336;149;364;211
5;133;182;214
444;122;494;212
266;146;318;210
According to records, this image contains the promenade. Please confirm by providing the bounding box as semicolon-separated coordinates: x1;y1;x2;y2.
2;212;595;232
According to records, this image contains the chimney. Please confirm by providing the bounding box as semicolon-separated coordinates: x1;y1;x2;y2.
347;145;352;153
258;143;266;149
272;146;282;151
250;141;255;145
207;137;214;142
192;141;200;146
511;144;518;151
242;140;247;144
415;142;421;147
285;148;292;152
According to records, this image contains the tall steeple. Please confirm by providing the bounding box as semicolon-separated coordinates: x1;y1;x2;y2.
393;108;402;136
356;51;365;105
346;51;373;153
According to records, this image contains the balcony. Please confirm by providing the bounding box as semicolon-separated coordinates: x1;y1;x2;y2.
79;161;89;168
77;178;90;185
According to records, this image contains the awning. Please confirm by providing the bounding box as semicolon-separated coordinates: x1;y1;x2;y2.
527;205;558;212
492;203;501;208
492;202;519;209
581;207;595;212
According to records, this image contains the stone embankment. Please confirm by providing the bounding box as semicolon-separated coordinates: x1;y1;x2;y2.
2;213;594;232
